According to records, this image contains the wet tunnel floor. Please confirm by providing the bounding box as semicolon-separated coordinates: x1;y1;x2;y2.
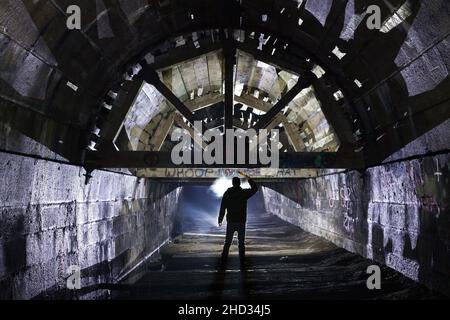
112;212;441;300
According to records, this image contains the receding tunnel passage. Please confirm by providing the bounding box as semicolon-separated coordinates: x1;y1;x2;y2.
110;186;442;300
0;0;449;305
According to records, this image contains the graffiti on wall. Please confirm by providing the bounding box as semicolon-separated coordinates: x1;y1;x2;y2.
343;211;358;236
420;196;441;216
136;168;317;179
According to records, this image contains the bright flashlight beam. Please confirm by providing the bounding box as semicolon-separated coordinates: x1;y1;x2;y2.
209;176;250;198
209;177;231;198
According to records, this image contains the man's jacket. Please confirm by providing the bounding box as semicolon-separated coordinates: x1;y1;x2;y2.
218;179;258;224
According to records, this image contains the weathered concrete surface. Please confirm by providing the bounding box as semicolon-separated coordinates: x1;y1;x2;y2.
262;128;450;295
384;119;450;162
0;127;182;300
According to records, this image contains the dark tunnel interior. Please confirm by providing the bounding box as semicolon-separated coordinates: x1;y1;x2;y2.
0;0;449;305
105;184;445;300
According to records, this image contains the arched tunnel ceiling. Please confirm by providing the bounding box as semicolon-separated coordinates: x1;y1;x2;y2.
0;0;449;176
120;49;340;154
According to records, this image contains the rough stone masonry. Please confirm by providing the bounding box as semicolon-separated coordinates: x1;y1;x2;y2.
263;120;450;296
0;124;182;299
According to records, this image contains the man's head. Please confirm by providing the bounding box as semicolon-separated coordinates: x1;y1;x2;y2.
232;177;241;187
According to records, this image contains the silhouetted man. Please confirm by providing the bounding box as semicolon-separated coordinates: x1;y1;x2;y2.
218;172;258;268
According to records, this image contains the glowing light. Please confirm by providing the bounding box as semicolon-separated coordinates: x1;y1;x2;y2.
209;177;232;198
209;176;250;198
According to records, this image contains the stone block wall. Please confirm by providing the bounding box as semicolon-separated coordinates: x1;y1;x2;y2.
263;122;450;296
0;125;182;300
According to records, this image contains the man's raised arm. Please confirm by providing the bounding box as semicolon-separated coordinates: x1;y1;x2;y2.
239;171;258;198
246;178;258;198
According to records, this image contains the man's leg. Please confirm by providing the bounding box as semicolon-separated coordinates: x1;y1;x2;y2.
221;223;235;262
237;223;246;265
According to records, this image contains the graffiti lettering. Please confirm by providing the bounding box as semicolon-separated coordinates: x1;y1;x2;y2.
161;168;310;179
339;186;353;199
329;198;334;208
343;211;358;235
420;196;441;216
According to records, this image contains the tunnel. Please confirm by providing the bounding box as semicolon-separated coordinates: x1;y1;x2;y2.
0;0;449;304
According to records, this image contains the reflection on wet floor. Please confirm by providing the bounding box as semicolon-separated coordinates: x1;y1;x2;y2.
112;212;442;300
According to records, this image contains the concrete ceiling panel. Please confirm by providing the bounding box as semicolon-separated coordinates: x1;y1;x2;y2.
206;51;223;92
305;0;334;27
0;35;53;101
118;0;149;26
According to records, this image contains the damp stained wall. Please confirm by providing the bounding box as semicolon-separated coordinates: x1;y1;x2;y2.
263;120;450;296
0;124;182;299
